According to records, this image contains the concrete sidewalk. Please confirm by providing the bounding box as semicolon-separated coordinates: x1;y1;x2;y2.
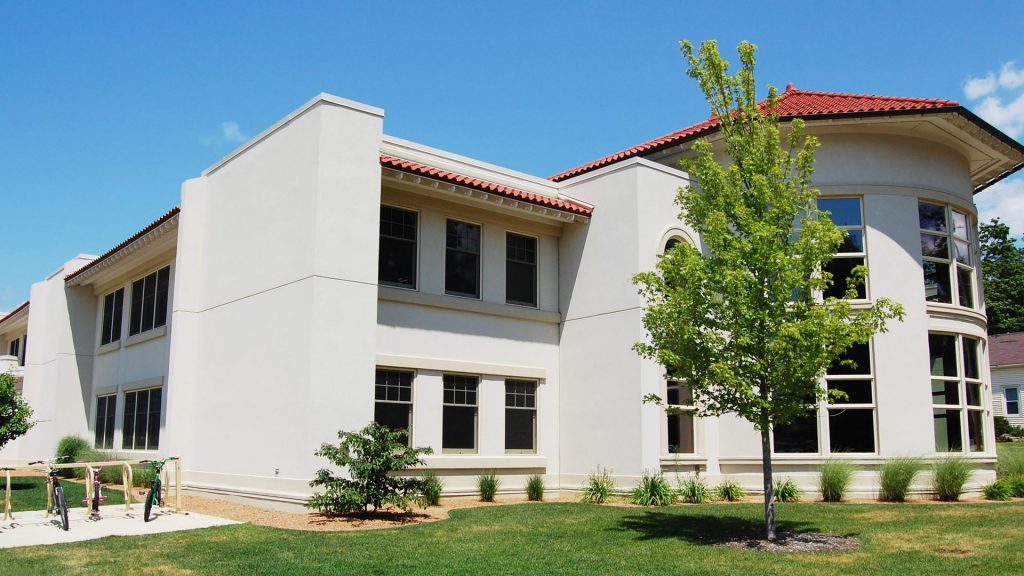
0;503;238;548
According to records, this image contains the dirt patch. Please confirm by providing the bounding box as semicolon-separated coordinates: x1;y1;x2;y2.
718;532;862;553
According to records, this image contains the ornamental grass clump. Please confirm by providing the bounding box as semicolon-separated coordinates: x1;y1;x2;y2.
998;449;1024;478
1006;475;1024;498
715;480;745;502
631;472;675;506
878;457;923;502
55;435;90;478
478;471;500;502
982;479;1013;501
580;467;614;504
773;477;801;503
819;459;856;502
677;475;710;504
419;472;443;506
526;474;544;502
931;456;971;501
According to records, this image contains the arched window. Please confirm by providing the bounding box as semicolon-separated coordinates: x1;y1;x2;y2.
664;237;683;253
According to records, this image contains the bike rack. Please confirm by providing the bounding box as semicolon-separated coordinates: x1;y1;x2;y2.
1;457;183;522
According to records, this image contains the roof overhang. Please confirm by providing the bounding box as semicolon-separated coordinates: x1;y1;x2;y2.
0;301;29;334
66;207;180;290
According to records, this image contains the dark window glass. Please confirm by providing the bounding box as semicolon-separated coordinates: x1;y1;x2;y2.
664;238;682;252
967;411;984;452
828;409;875;452
965;383;982;407
774;414;818;453
374;369;413;444
928;334;958;377
931;380;959;405
128;267;170;336
1006;388;1020;416
445;220;480;298
122;388;161;450
666;381;695;454
954;239;971;265
147;389;161;451
379;206;418;288
818;198;862;227
934;409;962;452
956;268;974;308
922;261;952;303
122;392;136;449
919;203;947;232
8;338;18;359
505;380;536;452
95;395;116;450
828;343;871;375
129;279;144;335
375;403;411;440
19;334;25;366
134;390;149;449
920;233;948;258
443;374;478;452
962;338;979;380
838;230;864;253
828;380;873;404
506;233;537;307
101;289;124;345
823;257;865;299
155;267;169;329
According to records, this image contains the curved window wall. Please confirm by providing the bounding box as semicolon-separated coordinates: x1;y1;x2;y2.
919;202;976;308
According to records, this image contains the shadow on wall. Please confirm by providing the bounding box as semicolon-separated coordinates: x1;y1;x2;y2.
66;285;98;429
614;509;824;544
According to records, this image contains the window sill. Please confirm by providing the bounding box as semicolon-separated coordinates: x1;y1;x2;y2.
96;340;122;355
659;455;706;465
125;325;167;347
925;303;988;325
422;455;546;470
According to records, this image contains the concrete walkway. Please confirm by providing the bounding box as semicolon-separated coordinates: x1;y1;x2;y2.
0;503;238;548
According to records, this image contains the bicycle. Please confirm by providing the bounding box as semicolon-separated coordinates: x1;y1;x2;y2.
27;456;70;531
139;458;175;522
83;465;107;515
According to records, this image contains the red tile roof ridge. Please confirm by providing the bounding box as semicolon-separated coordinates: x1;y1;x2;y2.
381;154;593;216
782;87;959;107
65;206;181;283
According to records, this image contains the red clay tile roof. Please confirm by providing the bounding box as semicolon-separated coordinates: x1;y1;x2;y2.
65;206;181;283
548;88;962;182
381;155;593;216
0;301;29;328
990;332;1024;367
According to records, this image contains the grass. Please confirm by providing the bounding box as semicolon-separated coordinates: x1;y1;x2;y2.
5;476;126;513
2;501;1024;575
997;442;1024;477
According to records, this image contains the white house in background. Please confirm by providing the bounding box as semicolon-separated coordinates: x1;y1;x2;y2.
2;86;1023;505
990;332;1024;429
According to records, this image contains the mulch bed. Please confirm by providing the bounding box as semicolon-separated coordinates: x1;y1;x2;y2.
719;532;862;553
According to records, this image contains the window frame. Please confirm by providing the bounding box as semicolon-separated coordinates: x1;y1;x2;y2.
1005;387;1021;416
505;231;539;308
100;288;125;346
373;368;415;445
663;380;698;455
121;386;162;451
94;394;117;450
929;332;986;453
918;201;976;309
818;196;868;301
824;341;878;454
442;373;479;454
444;218;483;299
378;204;420;290
128;265;171;337
504;379;537;454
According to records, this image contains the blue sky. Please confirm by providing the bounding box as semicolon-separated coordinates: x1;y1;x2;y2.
1;1;1023;311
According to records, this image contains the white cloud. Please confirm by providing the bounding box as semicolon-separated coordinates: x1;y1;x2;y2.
976;177;1024;238
202;121;247;146
964;72;997;100
999;61;1024;90
964;61;1024;138
975;92;1024;138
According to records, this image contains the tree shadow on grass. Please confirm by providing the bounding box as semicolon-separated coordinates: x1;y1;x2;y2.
615;509;820;545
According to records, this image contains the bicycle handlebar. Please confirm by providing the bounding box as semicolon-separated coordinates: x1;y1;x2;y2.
28;456;69;466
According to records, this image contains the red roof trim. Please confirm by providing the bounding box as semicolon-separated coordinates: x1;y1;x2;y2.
0;300;29;328
548;88;963;182
65;206;181;283
381;155;593;216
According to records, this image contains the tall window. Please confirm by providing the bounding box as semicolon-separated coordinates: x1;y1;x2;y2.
95;395;116;450
666;381;696;454
129;266;170;336
445;220;481;298
1006;388;1021;416
826;342;876;453
919;202;976;308
374;369;413;444
819;197;866;299
506;233;537;307
505;380;536;453
772;394;819;454
122;387;161;451
442;374;478;453
8;337;19;359
930;334;985;452
101;288;124;346
379;206;417;289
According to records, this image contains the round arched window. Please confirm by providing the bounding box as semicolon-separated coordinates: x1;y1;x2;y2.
664;237;683;252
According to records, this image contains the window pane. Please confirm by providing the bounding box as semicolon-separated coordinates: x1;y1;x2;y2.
505;408;535;451
122;392;136;449
375;402;411;442
667;382;693;406
952;211;969;240
446;220;480;252
95;397;108;449
823;257;865;299
967;411;984;452
828;379;873;404
928;334;958;377
445;249;480;297
135;390;149;450
129;279;144;336
828;343;871;375
147;389;161;450
919;203;947;232
102;293;115;345
965;383;982;407
962;338;980;380
920;233;949;259
838;230;864;253
664;238;682;252
923;261;952;303
667;411;695;454
141;272;157;333
506;260;537;306
933;409;962;452
818;198;862;227
442;405;476;451
931;380;959;405
774;415;818;453
828;409;875;453
1006;388;1020;415
112;289;123;342
957;268;974;308
379;207;418;288
953;239;971;265
155;267;169;328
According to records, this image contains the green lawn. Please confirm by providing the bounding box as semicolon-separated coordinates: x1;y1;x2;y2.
2;501;1023;575
5;476;125;513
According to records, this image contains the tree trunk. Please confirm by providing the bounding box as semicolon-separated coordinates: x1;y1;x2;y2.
760;413;776;541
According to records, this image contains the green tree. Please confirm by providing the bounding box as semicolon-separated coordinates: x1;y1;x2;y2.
0;372;33;450
308;422;432;514
633;40;904;540
979;218;1024;334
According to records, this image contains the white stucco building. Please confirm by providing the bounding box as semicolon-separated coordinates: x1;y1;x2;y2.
2;86;1023;503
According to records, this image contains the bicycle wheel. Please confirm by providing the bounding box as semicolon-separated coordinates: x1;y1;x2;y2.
92;480;101;512
144;486;155;522
54;485;69;531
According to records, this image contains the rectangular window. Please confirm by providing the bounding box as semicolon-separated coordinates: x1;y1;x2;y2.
122;387;161;451
506;233;537;307
445;220;481;298
819;198;866;300
1007;388;1021;416
826;342;876;453
929;333;985;453
666;381;696;454
374;369;413;444
8;338;19;359
379;206;418;289
100;288;124;346
442;374;478;453
505;379;536;453
128;266;170;337
94;395;116;450
919;202;975;308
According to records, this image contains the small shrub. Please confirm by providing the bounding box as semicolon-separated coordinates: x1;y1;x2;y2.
998;449;1024;478
819;459;855;502
995;416;1024;439
715;479;745;502
677;475;710;504
932;456;971;501
526;474;544;501
631;472;675;506
478;471;500;502
419;472;443;506
55;435;91;478
879;457;923;502
580;468;614;504
982;479;1013;501
1006;475;1024;497
773;477;800;503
